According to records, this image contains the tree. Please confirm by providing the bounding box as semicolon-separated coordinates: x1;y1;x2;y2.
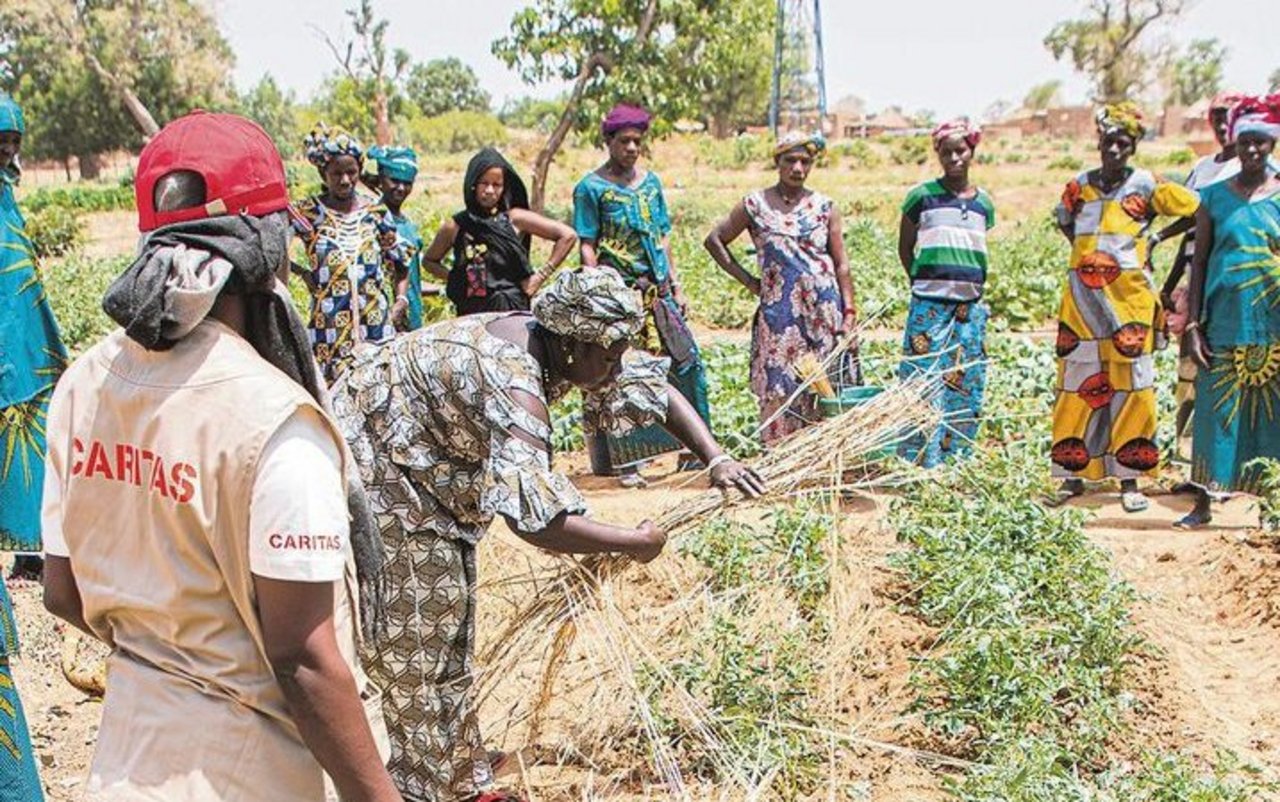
493;0;770;209
1268;67;1280;94
236;75;300;159
1023;80;1063;111
1044;0;1187;103
405;57;490;117
670;0;773;138
499;95;565;134
0;0;234;177
492;0;664;210
314;0;409;146
1169;38;1225;105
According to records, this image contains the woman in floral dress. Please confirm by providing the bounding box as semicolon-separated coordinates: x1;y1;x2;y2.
704;131;859;445
291;126;406;383
331;269;763;801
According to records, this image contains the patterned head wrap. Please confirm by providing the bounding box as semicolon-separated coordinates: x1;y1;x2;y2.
532;268;644;348
931;118;982;150
602;103;652;138
1209;90;1245;117
304;124;363;170
1095;102;1146;140
367;144;418;182
0;93;24;134
1228;94;1280;143
772;130;826;160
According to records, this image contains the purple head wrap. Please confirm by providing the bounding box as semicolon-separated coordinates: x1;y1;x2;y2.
602;104;652;138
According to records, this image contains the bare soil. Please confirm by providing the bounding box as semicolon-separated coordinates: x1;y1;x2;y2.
14;465;1279;799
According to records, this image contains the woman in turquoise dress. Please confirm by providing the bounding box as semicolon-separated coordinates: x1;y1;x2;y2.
1180;95;1280;527
1;94;67;561
896;119;996;467
366;144;425;330
0;92;52;801
572;104;711;482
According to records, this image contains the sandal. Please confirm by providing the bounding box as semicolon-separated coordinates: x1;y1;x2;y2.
1120;490;1150;513
618;471;648;489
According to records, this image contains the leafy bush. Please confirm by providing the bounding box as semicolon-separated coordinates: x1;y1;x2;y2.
1161;148;1195;167
984;218;1066;330
696;134;772;170
827;139;882;169
24;205;87;258
406;111;507;155
672;234;758;329
889;136;930;166
1049;154;1084;171
43;255;126;354
22;184;134;213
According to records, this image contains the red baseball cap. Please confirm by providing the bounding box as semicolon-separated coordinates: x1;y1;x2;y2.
135;110;290;232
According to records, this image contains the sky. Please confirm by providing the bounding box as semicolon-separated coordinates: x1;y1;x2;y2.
215;0;1278;119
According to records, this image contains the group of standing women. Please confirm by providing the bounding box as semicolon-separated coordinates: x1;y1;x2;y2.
1047;95;1280;525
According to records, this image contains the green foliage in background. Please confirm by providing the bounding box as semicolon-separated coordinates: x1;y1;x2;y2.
404;111;507;155
24;205;86;259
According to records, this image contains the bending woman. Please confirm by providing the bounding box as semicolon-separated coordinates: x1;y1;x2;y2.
1049;103;1199;512
704;131;859;445
331;268;764;802
895;119;995;467
422;147;576;315
1178;96;1280;527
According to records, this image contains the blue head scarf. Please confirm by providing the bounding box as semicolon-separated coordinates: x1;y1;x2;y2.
0;93;24;135
367;144;418;182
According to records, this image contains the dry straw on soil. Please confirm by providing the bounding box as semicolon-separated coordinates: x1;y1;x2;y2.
475;350;952;797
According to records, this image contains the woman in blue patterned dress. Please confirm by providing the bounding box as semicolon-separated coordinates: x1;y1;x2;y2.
291;126;406;383
0;92;51;801
1179;95;1280;527
365;144;426;330
895;119;996;467
2;93;67;578
704;131;859;445
573;104;711;481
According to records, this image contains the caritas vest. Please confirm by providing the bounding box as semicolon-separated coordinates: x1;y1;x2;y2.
47;319;383;801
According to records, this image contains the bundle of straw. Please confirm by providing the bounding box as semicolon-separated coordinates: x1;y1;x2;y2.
479;370;944;697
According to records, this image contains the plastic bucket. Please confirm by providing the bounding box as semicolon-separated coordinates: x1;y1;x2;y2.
817;385;885;419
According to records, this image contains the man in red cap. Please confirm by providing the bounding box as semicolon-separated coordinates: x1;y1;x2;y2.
41;110;401;801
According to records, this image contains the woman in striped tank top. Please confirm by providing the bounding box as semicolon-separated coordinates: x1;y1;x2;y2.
895;119;996;467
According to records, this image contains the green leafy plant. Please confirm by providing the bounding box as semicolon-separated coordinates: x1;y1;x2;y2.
24;204;87;258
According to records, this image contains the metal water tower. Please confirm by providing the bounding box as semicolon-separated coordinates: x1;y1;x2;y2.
769;0;827;135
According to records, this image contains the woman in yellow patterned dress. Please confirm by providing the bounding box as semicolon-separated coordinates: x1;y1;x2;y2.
1049;103;1200;511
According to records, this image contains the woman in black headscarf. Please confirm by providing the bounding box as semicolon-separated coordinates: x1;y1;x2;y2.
423;147;578;314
